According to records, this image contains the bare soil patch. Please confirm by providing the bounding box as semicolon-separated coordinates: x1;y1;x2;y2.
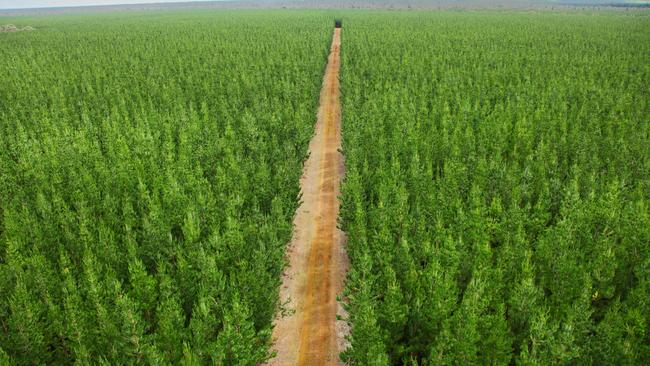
267;28;348;366
0;24;34;32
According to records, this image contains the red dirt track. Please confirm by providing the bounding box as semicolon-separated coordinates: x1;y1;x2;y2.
267;28;348;366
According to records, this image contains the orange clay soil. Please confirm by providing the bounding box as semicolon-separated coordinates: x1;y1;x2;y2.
267;28;348;366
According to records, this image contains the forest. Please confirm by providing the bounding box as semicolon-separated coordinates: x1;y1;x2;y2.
0;11;330;364
1;8;649;366
339;11;649;365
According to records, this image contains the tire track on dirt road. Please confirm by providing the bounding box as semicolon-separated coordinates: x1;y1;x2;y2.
267;27;347;366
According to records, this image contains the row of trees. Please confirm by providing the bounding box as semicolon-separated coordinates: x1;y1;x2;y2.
0;11;331;364
339;11;649;365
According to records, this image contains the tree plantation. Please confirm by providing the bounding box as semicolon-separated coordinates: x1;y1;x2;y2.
1;7;649;366
339;11;649;365
0;11;330;364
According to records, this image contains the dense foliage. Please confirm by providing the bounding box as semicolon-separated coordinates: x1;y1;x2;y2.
339;11;650;365
0;11;330;364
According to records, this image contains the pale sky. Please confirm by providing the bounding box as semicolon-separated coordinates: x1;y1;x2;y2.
0;0;199;9
0;0;639;10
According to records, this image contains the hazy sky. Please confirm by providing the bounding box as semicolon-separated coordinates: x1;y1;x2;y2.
0;0;198;9
0;0;640;10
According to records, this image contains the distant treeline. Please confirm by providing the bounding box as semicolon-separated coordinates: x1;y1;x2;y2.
560;2;650;7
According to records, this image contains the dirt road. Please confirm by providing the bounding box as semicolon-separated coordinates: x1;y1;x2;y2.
268;28;348;366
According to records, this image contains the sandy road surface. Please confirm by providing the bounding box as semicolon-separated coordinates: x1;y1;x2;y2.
267;28;348;366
